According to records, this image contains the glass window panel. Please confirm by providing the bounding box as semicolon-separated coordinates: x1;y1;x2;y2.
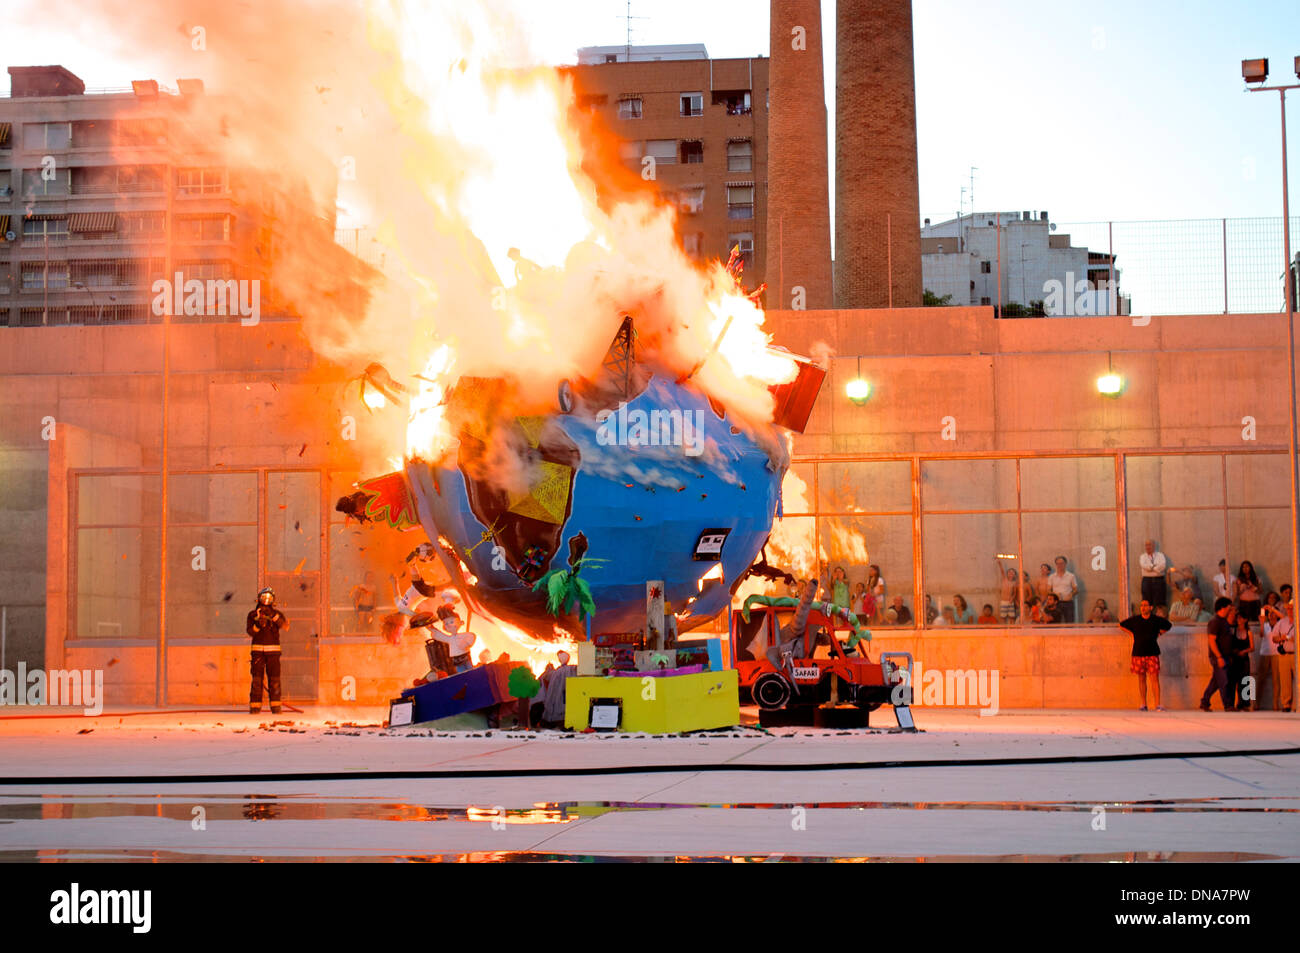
167;473;256;524
761;515;817;589
817;515;914;627
76;527;159;638
922;513;1018;626
1020;456;1116;510
816;460;911;513
77;474;160;526
921;459;1016;511
1022;511;1119;624
1225;453;1289;508
1226;508;1292;599
1125;454;1223;508
781;465;816;515
267;471;320;572
165;525;257;636
1126;510;1225;613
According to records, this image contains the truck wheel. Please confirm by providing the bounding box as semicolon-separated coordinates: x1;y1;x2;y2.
753;673;793;711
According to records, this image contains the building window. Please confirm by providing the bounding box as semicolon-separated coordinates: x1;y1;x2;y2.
178;260;233;281
21;261;69;290
680;92;703;117
618;140;643;168
22;217;68;240
677;186;704;214
727;232;754;270
645;140;677;165
577;93;607;110
727;140;753;172
176;215;230;242
682;232;703;258
726;185;754;220
712;90;753;115
22;122;71;151
980;260;992;274
617;97;642;119
119;212;166;237
604;54;618;64
25;168;70;196
0;169;12;194
680;141;703;164
981;296;991;306
176;167;226;195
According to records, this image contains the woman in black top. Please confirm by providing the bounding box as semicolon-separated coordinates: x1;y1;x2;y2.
1229;610;1255;711
1236;561;1263;623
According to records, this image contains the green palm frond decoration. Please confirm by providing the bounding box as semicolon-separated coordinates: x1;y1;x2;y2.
532;556;606;620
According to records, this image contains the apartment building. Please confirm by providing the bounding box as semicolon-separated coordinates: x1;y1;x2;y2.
565;45;769;288
0;65;343;327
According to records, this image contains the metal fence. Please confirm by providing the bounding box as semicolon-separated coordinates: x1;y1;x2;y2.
1057;215;1300;316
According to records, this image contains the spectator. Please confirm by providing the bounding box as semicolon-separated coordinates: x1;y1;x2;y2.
1088;599;1115;624
1236;561;1263;623
866;564;886;614
1042;593;1063;624
889;595;913;626
1229;609;1255;711
1199;597;1235;711
1265;591;1282;614
1025;595;1045;624
1193;597;1211;623
937;606;956;626
851;581;870;619
350;571;377;633
996;560;1020;623
1260;602;1295;711
1212;559;1237;603
1168;586;1199;624
830;565;850;608
924;595;939;625
952;594;975;625
1154;605;1169;620
977;603;998;625
1281;584;1294;605
1035;563;1053;601
1168;563;1199;603
1121;599;1171;710
1139;539;1169;609
1049;556;1078;623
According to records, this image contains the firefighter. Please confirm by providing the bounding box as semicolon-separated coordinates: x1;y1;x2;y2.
246;587;289;714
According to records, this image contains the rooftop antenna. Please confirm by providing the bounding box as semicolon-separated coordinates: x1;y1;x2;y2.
969;166;978;212
620;0;649;61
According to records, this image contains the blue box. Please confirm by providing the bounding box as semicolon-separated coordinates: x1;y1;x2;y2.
399;662;513;724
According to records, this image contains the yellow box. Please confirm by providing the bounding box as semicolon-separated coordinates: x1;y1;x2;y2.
564;670;740;733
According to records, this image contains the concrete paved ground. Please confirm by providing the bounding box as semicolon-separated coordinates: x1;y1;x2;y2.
1;707;1297;860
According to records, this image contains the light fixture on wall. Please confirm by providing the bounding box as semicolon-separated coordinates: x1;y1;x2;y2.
1096;351;1124;397
845;356;871;405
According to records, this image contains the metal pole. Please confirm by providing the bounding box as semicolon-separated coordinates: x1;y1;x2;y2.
996;213;1001;315
157;160;173;708
1279;88;1299;714
1222;217;1229;314
1108;221;1113;315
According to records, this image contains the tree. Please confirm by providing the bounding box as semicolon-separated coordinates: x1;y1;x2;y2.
923;289;953;307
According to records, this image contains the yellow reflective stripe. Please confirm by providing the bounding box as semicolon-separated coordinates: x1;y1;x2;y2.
250;645;281;652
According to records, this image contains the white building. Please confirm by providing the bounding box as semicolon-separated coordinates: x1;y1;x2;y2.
576;44;709;65
921;210;1128;316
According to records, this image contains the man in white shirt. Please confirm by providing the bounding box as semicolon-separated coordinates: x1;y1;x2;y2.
1049;556;1079;623
1138;539;1168;609
1262;602;1296;711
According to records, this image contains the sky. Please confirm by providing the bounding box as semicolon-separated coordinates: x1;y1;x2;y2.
3;0;1298;230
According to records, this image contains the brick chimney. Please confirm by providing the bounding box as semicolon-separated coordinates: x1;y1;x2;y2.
766;0;833;311
834;0;923;309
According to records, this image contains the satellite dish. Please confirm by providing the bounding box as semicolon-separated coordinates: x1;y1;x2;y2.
3;231;14;242
1050;223;1057;231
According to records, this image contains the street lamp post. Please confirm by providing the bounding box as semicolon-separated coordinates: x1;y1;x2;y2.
1243;56;1299;713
